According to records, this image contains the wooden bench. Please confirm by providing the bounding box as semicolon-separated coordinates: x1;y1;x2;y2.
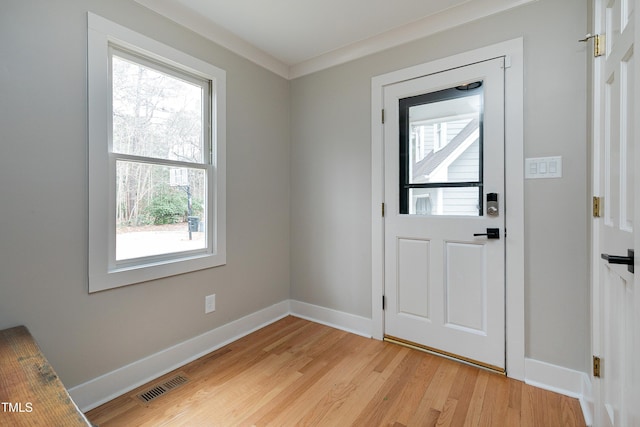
0;326;92;426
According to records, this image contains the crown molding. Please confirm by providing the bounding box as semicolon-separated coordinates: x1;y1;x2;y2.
289;0;537;79
134;0;290;79
135;0;537;80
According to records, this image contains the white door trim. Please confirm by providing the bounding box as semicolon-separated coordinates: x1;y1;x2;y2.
371;38;525;380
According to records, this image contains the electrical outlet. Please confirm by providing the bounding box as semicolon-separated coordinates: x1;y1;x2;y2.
205;294;216;314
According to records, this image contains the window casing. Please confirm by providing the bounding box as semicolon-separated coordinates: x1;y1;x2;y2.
88;13;226;292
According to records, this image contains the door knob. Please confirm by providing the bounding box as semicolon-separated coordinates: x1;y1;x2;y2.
601;249;634;273
473;228;500;239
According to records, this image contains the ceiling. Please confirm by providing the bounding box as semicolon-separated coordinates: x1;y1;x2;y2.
135;0;535;79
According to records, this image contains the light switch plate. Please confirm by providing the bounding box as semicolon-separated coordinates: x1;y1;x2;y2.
525;156;562;179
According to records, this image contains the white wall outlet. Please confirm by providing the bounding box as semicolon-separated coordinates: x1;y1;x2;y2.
205;294;216;314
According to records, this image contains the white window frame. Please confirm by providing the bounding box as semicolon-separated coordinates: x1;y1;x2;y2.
88;13;226;293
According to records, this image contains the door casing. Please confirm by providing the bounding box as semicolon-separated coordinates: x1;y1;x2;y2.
371;38;525;379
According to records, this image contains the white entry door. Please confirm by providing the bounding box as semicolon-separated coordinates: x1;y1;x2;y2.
383;58;506;371
592;0;640;425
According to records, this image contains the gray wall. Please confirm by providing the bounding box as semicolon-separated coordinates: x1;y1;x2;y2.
0;0;590;391
290;0;590;372
0;0;290;387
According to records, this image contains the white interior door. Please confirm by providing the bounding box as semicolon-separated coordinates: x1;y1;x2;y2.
383;58;506;371
592;1;640;426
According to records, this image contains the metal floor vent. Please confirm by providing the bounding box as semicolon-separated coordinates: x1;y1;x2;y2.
136;374;189;404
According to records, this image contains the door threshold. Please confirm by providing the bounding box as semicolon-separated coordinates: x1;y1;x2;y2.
384;335;506;375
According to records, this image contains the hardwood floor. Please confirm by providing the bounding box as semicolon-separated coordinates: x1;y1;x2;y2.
86;316;586;426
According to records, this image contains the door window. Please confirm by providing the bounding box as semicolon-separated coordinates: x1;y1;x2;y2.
399;83;483;215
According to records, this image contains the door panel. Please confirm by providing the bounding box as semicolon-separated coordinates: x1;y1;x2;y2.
601;268;632;426
593;0;639;425
397;238;430;318
384;58;505;370
445;242;486;333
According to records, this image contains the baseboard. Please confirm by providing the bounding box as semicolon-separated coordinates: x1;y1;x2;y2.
289;300;373;338
73;301;597;422
69;300;373;412
525;358;593;426
69;300;290;412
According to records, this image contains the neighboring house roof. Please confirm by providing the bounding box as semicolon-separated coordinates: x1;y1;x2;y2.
412;118;480;181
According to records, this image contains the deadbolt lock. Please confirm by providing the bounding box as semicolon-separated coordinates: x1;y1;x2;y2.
487;193;499;217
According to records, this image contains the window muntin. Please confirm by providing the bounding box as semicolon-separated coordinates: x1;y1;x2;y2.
399;83;483;216
88;13;226;292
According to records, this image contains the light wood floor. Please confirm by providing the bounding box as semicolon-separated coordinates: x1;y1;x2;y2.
86;316;586;426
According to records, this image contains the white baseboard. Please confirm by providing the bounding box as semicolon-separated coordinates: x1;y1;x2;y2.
525;358;593;426
69;302;592;424
69;299;373;412
289;300;373;338
69;300;290;412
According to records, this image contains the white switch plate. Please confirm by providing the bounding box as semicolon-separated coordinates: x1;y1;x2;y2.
525;156;562;179
205;294;216;313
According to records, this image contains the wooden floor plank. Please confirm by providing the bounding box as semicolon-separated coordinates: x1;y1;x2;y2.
478;371;510;427
86;317;586;427
449;364;480;426
463;369;490;427
350;348;426;426
406;359;460;426
381;352;442;425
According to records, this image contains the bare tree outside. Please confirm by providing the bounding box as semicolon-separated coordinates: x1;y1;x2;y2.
111;53;208;260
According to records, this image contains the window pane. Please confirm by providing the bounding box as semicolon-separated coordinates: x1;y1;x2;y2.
112;54;205;163
409;187;480;216
400;84;483;216
116;160;206;261
408;94;481;184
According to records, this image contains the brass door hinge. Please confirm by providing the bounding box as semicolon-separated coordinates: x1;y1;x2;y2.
593;355;601;378
593;34;605;57
579;34;605;57
593;196;602;218
381;109;385;124
382;203;385;217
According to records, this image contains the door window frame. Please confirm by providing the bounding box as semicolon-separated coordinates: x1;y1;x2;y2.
398;84;484;215
371;38;525;379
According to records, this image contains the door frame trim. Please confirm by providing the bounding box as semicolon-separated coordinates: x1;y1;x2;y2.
370;38;525;380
